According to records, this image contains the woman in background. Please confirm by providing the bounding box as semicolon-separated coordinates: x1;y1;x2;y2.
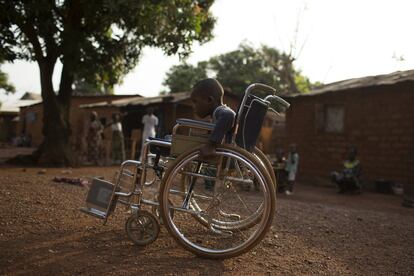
111;113;125;164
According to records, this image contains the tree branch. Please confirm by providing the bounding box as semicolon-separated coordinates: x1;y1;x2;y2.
58;0;82;104
10;9;45;63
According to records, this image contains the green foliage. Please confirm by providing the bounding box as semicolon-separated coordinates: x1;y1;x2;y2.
0;0;216;94
0;0;216;164
294;73;312;93
209;44;278;94
72;75;114;95
163;61;208;93
164;43;317;95
0;65;15;94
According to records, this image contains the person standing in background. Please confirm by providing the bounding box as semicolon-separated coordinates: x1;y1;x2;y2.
285;143;299;195
273;148;287;193
141;107;158;156
111;113;125;164
87;111;103;165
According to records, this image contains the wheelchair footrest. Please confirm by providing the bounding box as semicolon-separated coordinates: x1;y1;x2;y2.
80;207;107;219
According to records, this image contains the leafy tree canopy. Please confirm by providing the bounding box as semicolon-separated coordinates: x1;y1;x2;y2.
0;64;15;94
163;61;208;93
164;43;319;95
0;0;216;165
0;0;216;94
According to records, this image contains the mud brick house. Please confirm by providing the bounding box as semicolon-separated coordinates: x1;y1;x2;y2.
80;91;240;158
81;91;280;155
281;70;414;188
0;104;19;143
18;90;283;160
18;94;141;147
81;91;241;142
0;92;42;144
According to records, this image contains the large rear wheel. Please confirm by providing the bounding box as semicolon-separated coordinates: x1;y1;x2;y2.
159;144;275;259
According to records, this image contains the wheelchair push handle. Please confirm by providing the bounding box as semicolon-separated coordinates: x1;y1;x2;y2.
242;83;290;112
264;95;290;109
245;83;276;96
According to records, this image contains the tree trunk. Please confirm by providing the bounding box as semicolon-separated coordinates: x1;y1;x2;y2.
33;0;81;166
282;56;299;94
33;61;74;166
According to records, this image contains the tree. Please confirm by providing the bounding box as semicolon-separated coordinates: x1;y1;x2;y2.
209;44;280;95
163;61;208;93
163;43;316;95
0;62;15;94
0;0;215;165
72;75;114;96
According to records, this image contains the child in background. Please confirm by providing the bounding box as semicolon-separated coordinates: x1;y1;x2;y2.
331;147;361;194
273;148;287;193
285;143;299;195
111;113;125;164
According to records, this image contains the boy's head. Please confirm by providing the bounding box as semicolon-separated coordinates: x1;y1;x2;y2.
191;78;224;118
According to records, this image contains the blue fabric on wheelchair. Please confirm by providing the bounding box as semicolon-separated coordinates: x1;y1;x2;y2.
235;95;268;151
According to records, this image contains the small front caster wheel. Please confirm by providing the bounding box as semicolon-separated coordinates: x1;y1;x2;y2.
125;210;160;246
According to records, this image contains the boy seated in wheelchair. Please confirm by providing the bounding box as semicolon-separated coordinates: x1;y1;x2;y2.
190;78;236;158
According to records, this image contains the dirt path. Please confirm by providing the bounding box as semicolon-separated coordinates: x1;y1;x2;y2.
0;166;413;275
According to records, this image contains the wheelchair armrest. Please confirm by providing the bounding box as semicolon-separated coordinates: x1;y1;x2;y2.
146;137;171;156
175;118;215;131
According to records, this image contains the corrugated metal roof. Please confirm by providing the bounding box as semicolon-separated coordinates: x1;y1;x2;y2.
0;99;42;114
286;69;414;98
80;92;191;108
17;100;43;107
20;92;42;100
0;105;19;114
19;94;142;108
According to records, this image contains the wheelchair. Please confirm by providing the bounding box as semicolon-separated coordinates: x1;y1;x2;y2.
80;83;290;259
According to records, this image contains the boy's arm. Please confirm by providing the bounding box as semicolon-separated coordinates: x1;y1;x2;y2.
199;108;235;158
209;108;235;144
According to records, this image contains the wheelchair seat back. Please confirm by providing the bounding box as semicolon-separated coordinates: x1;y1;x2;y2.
235;94;268;151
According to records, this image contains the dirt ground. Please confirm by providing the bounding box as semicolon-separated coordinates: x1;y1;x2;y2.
0;165;413;275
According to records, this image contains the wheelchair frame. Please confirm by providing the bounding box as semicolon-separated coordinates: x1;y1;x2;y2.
81;83;290;259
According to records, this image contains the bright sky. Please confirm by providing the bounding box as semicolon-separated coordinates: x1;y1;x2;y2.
2;0;414;100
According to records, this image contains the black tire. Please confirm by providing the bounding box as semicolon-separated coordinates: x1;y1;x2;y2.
253;147;277;188
159;144;276;259
125;210;160;246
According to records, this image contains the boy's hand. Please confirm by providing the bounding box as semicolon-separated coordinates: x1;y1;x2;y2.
199;142;216;159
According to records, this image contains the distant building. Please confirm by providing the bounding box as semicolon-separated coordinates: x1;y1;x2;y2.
81;91;281;155
0;92;42;144
18;94;141;147
0;104;19;143
16;90;284;161
81;91;241;137
281;70;414;188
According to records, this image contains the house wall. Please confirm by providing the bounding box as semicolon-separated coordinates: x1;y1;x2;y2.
19;93;278;158
18;95;139;147
0;113;18;143
18;104;43;146
283;82;414;187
